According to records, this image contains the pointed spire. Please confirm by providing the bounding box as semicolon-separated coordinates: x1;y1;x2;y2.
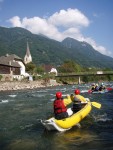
24;41;32;64
26;41;31;57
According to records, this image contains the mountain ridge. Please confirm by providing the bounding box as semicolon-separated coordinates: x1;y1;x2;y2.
0;26;113;69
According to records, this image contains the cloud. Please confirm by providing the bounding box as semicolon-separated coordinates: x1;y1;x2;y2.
9;16;22;27
9;16;62;41
8;8;112;57
48;8;90;28
85;37;112;56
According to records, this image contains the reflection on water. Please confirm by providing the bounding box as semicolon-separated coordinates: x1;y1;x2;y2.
0;84;113;150
6;139;37;150
46;129;98;150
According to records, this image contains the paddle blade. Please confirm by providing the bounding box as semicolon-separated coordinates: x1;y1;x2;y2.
91;102;101;109
106;87;113;91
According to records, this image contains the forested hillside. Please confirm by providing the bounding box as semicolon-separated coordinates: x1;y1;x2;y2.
0;26;113;69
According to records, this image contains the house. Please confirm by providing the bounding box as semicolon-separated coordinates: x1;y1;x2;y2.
43;65;58;76
0;54;26;81
49;68;58;76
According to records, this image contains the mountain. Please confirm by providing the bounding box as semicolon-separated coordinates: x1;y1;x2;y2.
62;38;113;68
0;26;113;69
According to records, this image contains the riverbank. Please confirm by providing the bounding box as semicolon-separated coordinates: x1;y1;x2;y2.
0;80;62;91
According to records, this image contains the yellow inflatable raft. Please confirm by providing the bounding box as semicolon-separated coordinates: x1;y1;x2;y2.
41;96;92;131
54;100;91;129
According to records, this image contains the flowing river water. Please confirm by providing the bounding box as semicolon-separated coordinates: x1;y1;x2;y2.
0;83;113;150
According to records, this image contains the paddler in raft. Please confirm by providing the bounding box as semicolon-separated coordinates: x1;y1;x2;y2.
99;83;106;91
53;89;87;120
70;89;87;113
53;91;69;120
91;83;96;92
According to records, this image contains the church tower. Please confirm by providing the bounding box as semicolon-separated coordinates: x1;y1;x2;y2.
24;41;32;64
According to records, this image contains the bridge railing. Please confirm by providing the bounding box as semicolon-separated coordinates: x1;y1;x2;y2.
56;71;113;77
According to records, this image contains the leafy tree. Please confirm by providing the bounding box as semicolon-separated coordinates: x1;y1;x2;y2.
57;60;82;73
34;65;45;74
25;62;36;74
82;76;89;83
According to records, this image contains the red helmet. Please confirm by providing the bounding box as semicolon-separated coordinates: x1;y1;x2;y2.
74;89;80;95
56;92;62;99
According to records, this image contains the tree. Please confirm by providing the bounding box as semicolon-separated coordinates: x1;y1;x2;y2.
25;62;36;74
82;76;89;83
35;65;44;74
57;60;82;73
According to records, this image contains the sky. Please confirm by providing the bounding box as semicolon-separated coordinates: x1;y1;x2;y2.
0;0;113;58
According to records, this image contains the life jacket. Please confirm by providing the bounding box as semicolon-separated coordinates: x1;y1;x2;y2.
72;95;82;113
95;86;99;91
54;99;67;114
73;96;81;103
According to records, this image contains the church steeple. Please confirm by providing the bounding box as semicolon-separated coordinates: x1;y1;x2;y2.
24;41;32;64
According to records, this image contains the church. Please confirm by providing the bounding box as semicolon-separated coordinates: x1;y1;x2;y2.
0;41;32;81
24;41;32;64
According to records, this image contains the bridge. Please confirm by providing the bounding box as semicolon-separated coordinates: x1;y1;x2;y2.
55;71;113;84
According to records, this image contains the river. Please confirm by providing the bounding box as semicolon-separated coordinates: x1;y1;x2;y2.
0;82;113;150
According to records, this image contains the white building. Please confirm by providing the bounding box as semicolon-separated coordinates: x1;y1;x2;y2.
0;54;27;81
49;68;58;76
24;41;32;64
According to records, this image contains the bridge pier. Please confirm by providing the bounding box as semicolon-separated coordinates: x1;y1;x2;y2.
78;76;81;84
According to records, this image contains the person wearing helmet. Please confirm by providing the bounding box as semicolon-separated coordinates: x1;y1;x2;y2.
94;84;99;91
71;89;87;113
91;83;96;92
99;83;106;91
53;91;68;120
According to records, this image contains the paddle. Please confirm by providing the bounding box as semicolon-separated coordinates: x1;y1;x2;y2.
85;98;101;109
91;102;101;109
106;87;113;91
63;95;101;109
